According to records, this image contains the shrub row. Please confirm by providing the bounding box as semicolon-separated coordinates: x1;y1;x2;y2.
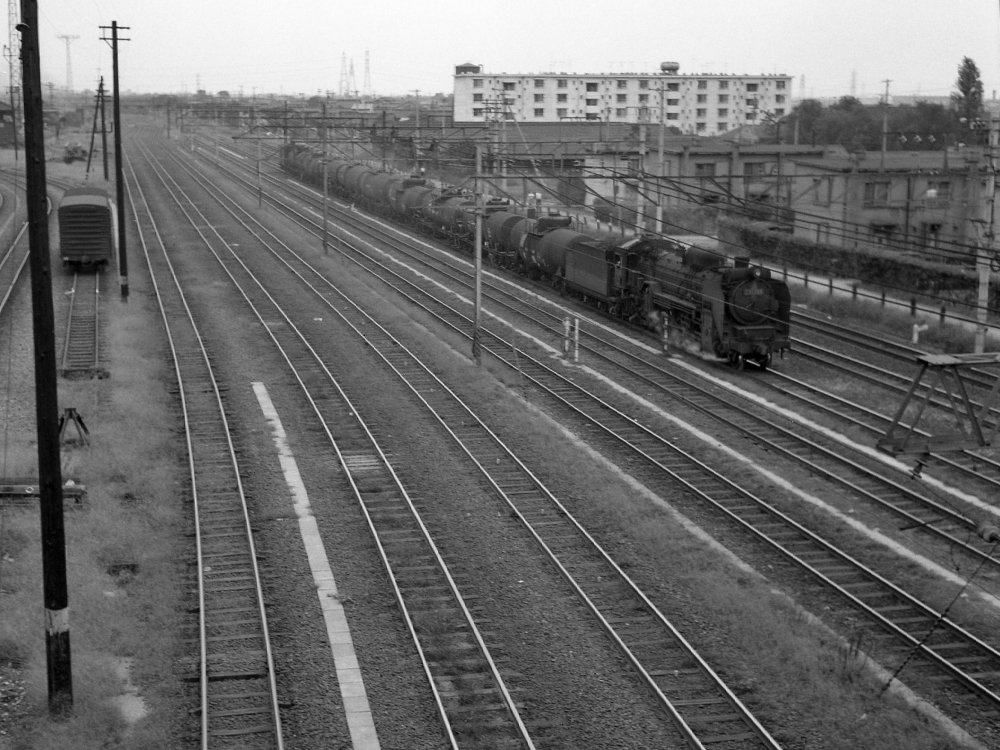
718;217;999;309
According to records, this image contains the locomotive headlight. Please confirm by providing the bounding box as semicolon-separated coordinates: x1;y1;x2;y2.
752;267;762;278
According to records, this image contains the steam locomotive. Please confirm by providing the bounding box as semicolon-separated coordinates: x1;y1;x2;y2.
280;144;791;369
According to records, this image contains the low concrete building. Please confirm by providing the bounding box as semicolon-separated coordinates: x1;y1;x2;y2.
786;150;985;260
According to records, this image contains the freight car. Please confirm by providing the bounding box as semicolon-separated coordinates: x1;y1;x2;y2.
280;144;790;369
58;187;117;269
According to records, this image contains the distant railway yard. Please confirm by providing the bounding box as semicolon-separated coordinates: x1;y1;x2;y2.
5;116;1000;750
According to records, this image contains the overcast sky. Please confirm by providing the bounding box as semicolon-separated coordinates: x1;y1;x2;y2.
18;0;1000;101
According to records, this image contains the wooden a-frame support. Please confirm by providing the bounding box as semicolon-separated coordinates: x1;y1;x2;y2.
877;353;1000;456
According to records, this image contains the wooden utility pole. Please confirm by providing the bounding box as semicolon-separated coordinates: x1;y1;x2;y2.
100;21;129;299
656;78;666;234
473;144;483;365
19;0;72;715
85;79;101;176
100;77;108;180
880;79;891;172
975;116;999;353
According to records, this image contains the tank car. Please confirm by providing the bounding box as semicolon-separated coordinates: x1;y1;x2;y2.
277;144;791;370
58;187;117;269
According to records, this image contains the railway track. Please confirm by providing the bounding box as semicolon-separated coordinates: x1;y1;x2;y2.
124;149;285;750
132;138;547;750
151;137;785;749
202;140;1000;595
59;270;104;377
180;137;1000;734
189;141;1000;724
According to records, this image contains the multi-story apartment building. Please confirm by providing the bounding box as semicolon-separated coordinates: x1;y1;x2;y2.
453;62;792;135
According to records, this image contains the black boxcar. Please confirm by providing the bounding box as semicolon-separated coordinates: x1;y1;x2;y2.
58;187;116;268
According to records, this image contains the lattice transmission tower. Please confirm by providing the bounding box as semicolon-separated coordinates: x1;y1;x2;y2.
362;49;372;100
56;34;79;92
6;0;20;113
338;52;349;97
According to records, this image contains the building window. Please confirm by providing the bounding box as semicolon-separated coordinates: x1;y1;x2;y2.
586;98;598;106
776;95;785;104
666;112;679;120
744;162;766;176
719;80;729;89
864;181;891;205
718;94;729;103
776;80;786;90
617;94;627;103
666;98;679;106
473;108;483;116
927;181;950;199
534;94;544;102
557;79;567;88
503;82;515;90
746;83;759;92
717;122;728;131
745;112;756;120
697;80;707;89
556;107;567;118
775;109;785;116
616;108;627;117
696;122;706;131
473;93;483;102
746;98;758;108
534;79;544;88
667;82;679;91
638;94;649;103
617;79;627;89
695;163;716;178
639;80;649;89
473;79;483;88
697;94;707;103
586;112;599;120
557;93;567;102
812;178;833;205
586;82;598;92
534;108;545;117
639;107;649;120
717;108;728;117
696;108;707;118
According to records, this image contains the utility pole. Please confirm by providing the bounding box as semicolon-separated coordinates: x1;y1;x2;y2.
880;79;891;172
321;158;329;255
473;144;483;365
975;115;999;353
100;21;129;299
656;74;666;234
85;79;101;176
55;34;77;92
19;0;72;715
100;77;108;180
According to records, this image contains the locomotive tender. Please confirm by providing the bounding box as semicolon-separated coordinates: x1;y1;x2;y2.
281;143;791;369
58;187;117;269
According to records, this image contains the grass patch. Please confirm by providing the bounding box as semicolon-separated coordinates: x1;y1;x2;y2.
795;285;985;354
0;278;187;748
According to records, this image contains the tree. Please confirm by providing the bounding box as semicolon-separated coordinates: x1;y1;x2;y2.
952;56;984;125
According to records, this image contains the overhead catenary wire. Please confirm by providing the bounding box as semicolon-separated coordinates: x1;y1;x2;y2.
271;122;999;320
